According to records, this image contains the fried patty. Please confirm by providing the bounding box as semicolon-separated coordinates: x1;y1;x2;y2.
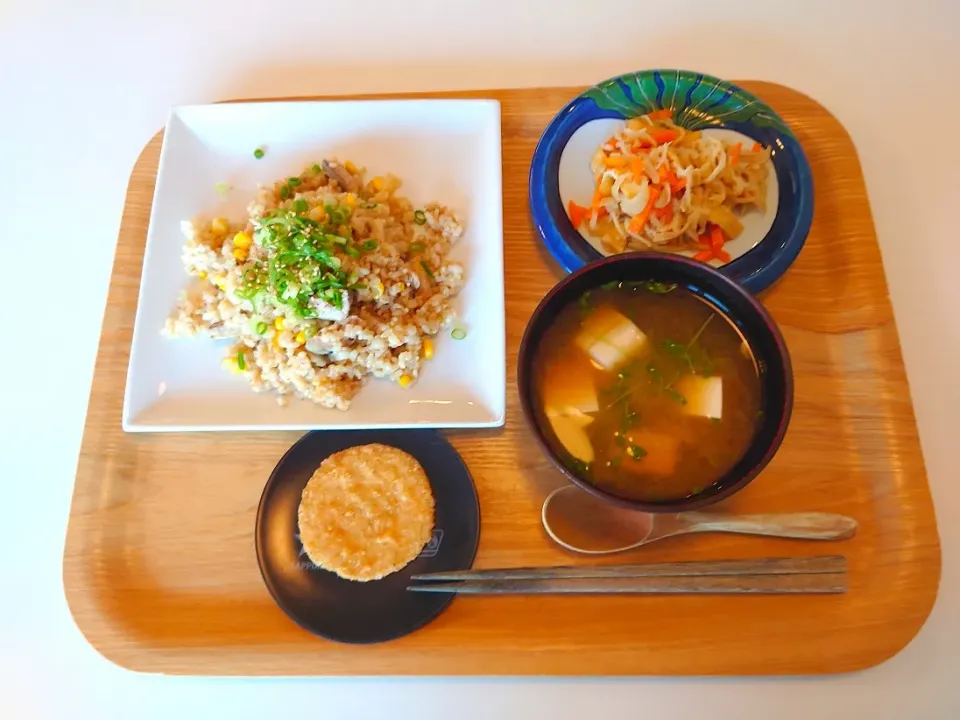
297;443;435;581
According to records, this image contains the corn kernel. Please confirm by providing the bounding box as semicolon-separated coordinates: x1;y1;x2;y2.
213;274;227;290
344;160;358;173
221;356;243;374
372;176;385;191
211;217;229;235
232;247;248;261
198;271;207;280
309;206;327;222
233;231;252;249
295;331;306;345
397;374;413;388
422;338;434;360
344;193;356;206
274;317;285;330
272;333;281;348
372;280;384;299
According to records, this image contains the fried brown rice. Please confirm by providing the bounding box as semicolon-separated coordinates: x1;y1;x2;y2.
163;159;465;410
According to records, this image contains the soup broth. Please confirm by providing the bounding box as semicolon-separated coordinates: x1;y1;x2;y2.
533;281;761;502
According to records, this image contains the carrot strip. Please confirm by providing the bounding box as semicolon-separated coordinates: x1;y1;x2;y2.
649;129;678;145
693;249;714;262
646;108;673;121
567;200;590;228
631;157;645;180
653;203;673;223
730;142;742;166
603;156;628;168
715;249;732;263
627;186;661;234
751;142;762;152
710;225;726;252
697;232;712;248
658;167;684;192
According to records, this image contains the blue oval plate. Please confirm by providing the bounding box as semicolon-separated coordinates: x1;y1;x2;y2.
529;69;813;293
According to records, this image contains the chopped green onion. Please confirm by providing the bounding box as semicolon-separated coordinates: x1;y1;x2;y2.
366;201;378;209
344;244;361;258
451;327;467;340
643;280;677;294
328;209;346;225
578;290;592;316
279;185;290;200
665;388;687;405
311;163;322;174
255;321;268;335
569;458;590;476
626;444;647;460
288;177;302;186
414;209;427;225
236;350;246;371
328;234;348;246
361;239;378;252
253;148;265;159
409;241;426;254
237;206;354;320
292;198;308;213
420;260;435;279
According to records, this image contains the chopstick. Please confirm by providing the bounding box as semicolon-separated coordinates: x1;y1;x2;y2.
411;555;846;582
408;556;848;595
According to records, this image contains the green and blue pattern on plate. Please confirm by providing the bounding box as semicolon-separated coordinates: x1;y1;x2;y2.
582;70;793;136
529;69;812;293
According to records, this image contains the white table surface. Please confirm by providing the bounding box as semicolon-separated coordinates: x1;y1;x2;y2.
2;1;958;717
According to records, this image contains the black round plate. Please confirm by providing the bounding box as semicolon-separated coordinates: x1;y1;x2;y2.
255;429;480;644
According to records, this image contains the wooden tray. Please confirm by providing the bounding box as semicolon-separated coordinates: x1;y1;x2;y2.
64;82;941;676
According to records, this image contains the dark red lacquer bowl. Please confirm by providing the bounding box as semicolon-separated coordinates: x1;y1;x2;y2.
517;252;794;513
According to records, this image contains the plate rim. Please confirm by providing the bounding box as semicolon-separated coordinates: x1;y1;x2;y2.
528;68;813;293
122;98;505;432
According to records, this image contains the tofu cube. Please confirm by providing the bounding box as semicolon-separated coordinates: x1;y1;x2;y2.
675;375;723;420
575;306;649;372
547;413;595;464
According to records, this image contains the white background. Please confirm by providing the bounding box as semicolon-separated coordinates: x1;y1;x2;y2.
1;1;958;718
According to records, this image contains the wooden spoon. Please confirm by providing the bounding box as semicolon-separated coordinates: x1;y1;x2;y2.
541;485;858;555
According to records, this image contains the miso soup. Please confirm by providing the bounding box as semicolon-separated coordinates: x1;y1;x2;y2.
533;281;761;502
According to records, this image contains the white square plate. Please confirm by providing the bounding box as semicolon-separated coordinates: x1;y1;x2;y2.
123;100;505;432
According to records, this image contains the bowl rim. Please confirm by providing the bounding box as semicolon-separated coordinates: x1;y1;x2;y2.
528;68;814;294
517;251;794;512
